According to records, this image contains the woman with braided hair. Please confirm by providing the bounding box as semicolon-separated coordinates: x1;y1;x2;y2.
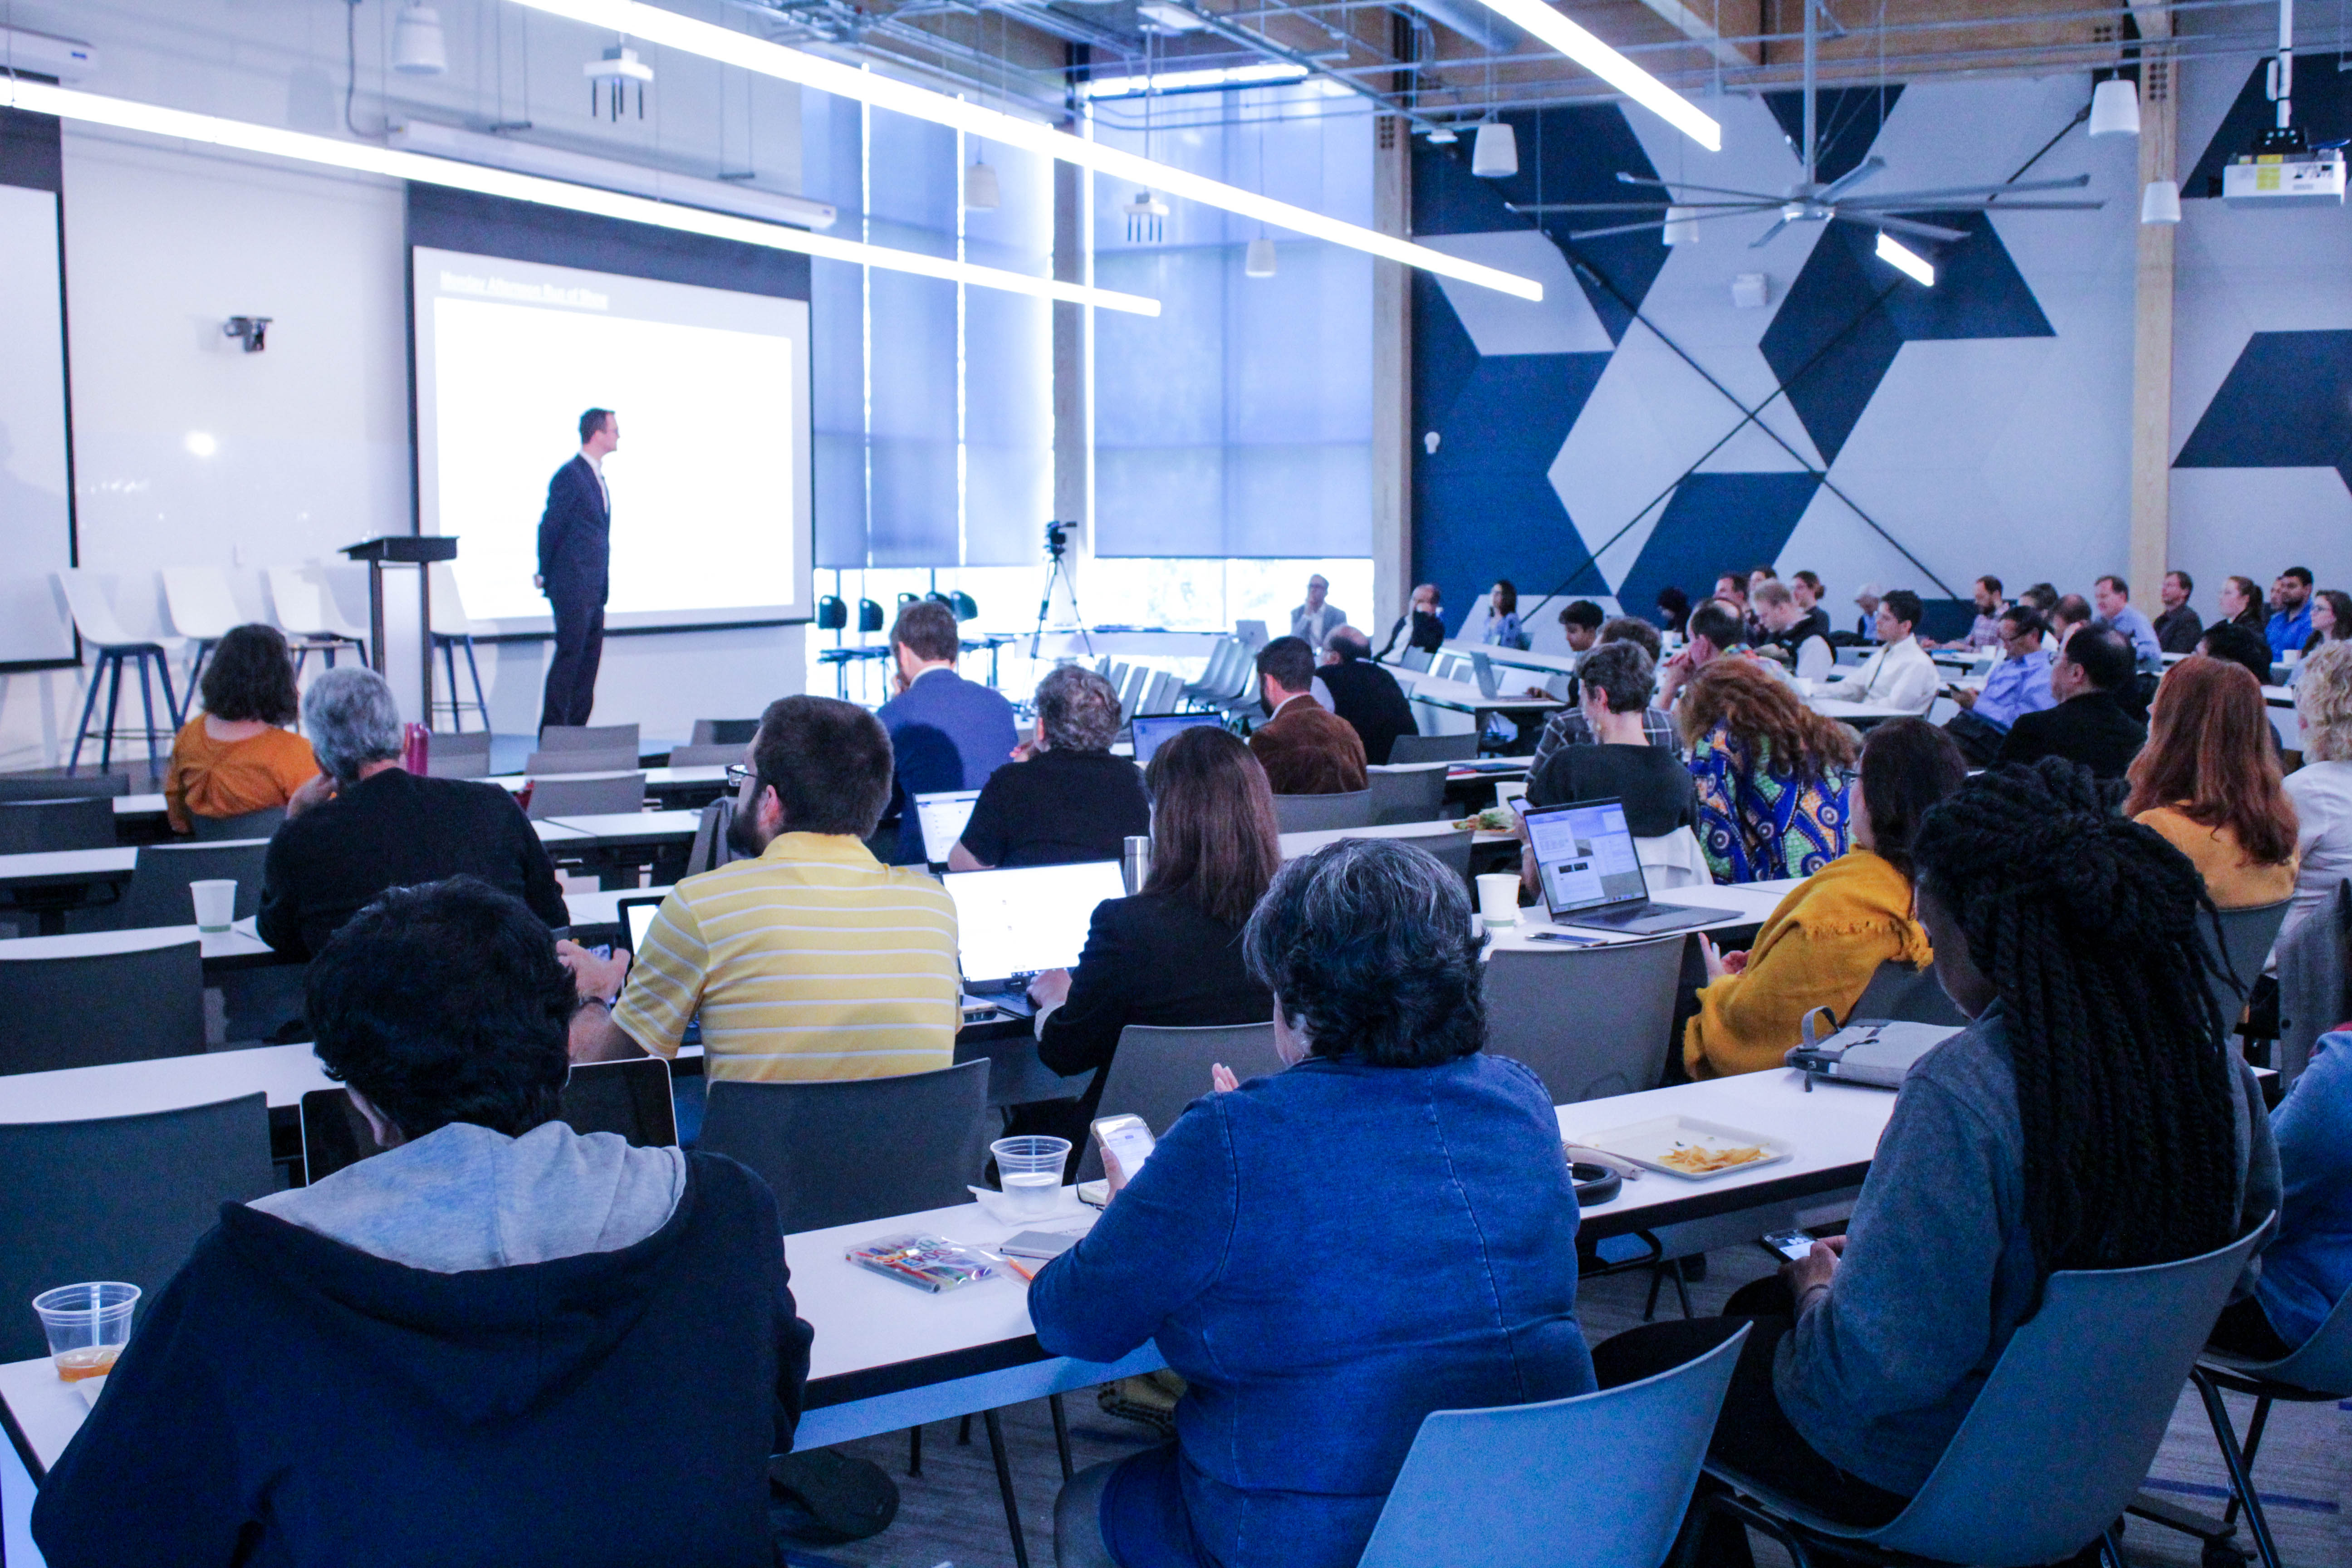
1591;760;2278;1567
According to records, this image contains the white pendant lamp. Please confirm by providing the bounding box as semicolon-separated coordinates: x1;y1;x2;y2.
1662;206;1700;245
2089;77;2141;137
963;159;1000;212
2140;178;2183;224
392;2;450;76
1471;120;1519;179
1245;236;1277;277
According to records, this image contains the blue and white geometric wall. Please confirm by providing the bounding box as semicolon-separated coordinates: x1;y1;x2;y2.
1411;74;2144;643
2169;52;2352;598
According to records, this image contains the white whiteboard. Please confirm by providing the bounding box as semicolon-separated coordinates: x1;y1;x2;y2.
0;183;75;664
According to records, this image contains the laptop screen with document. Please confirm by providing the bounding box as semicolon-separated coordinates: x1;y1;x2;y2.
944;860;1127;989
912;790;982;865
1524;799;1651;916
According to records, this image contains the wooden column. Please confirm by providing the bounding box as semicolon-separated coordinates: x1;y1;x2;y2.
1372;113;1412;637
2129;25;2178;596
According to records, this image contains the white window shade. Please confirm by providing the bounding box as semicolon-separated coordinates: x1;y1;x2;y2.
1090;88;1373;559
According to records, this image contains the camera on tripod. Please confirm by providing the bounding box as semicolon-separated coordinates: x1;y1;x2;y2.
1044;520;1071;560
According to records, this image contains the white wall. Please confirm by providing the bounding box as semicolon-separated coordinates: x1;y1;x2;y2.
0;0;810;769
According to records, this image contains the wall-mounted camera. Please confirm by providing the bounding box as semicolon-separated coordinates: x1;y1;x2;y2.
223;316;272;353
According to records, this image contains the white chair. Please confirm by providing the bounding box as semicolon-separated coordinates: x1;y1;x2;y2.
427;564;491;733
159;566;245;693
55;570;182;772
264;564;368;673
1634;826;1711;891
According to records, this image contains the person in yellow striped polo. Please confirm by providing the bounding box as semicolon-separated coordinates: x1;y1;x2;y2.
564;696;960;1080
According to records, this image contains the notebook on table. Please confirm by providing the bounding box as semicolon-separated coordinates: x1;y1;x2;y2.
1523;798;1720;935
943;860;1128;1016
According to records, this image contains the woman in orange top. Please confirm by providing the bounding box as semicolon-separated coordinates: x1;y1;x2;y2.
164;624;319;834
2124;656;2299;908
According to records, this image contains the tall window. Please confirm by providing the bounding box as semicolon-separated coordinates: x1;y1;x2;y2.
1088;84;1374;561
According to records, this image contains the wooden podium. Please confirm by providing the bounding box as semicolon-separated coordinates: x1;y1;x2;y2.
341;536;459;720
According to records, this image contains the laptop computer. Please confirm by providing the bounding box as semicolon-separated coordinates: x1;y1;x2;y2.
1522;798;1722;935
299;1057;679;1183
942;859;1128;1015
1470;652;1502;698
1234;618;1269;651
911;789;982;865
1131;712;1223;764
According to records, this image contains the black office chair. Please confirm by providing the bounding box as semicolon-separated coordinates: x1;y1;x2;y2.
858;599;885;633
1848;959;1969;1027
949;590;979;621
699;1060;1050;1561
690;719;760;746
0;795;116;854
1387;733;1479;765
186;806;285;843
0;774;130;804
816;596;848;632
0;934;207;1074
1076;1023;1283;1183
538;723;641;757
0;1093;275;1361
112;840;270;930
423;730;495;779
1271;790;1374;833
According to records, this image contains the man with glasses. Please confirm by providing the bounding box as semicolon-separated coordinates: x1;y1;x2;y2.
1940;606;2058;766
562;696;960;1082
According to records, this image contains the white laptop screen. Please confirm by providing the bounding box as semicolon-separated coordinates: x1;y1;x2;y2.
1524;799;1649;914
912;790;982;864
1131;712;1222;764
620;897;662;956
944;860;1127;987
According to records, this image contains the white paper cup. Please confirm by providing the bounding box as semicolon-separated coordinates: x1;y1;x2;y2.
189;879;237;933
1475;872;1522;927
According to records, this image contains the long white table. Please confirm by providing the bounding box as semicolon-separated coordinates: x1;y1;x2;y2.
1440;639;1583;679
0;917;281;974
0;1061;1907;1494
1391;667;1567;720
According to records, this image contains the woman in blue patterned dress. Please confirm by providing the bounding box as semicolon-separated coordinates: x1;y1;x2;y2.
1678;656;1860;883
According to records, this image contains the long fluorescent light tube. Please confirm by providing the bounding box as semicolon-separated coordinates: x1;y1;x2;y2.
1874;230;1936;287
1465;0;1722;151
1082;63;1308;99
505;0;1544;302
0;78;1161;316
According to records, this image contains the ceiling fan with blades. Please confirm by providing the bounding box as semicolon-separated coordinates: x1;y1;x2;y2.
1506;0;2105;252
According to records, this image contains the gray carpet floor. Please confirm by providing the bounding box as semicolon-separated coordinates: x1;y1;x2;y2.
787;1242;2349;1568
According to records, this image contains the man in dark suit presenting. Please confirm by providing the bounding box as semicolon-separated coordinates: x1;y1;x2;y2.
536;408;618;729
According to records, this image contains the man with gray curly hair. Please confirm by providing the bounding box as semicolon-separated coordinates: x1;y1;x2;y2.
257;668;568;959
950;663;1150;869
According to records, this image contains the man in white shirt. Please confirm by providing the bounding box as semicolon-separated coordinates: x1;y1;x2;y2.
1816;589;1939;713
1290;574;1346;647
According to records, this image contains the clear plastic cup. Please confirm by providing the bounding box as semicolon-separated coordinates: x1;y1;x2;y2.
991;1136;1072;1219
189;878;238;933
34;1282;139;1383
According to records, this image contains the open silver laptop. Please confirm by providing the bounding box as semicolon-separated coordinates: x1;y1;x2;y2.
1523;798;1719;935
911;789;982;866
1470;652;1502;698
942;860;1127;1014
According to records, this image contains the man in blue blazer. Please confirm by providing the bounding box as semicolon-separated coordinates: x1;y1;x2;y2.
875;598;1018;863
536;408;618;730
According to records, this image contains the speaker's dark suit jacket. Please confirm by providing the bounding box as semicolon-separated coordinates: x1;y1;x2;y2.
537;456;610;604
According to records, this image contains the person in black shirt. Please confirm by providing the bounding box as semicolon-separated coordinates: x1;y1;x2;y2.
1026;725;1278;1128
2153;569;2205;655
952;663;1149;868
1373;583;1447;662
1318;626;1419;764
1525;641;1697;838
258;668;568;959
1996;626;2147;781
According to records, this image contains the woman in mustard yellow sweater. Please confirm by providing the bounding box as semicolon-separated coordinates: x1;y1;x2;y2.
1685;718;1967;1079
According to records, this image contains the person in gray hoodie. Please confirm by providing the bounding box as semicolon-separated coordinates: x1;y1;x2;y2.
1589;760;2280;1568
36;876;813;1568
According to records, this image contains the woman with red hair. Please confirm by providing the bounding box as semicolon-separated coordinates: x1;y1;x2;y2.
2123;656;2299;907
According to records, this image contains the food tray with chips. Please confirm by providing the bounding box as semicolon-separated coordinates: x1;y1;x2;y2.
1571;1116;1792;1182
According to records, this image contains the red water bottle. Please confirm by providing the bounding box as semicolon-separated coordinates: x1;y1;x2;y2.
402;722;430;775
